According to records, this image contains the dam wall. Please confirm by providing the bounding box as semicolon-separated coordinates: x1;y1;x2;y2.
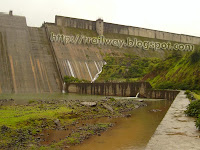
55;16;96;31
66;82;179;100
0;12;199;93
45;23;106;81
55;16;200;45
0;13;61;93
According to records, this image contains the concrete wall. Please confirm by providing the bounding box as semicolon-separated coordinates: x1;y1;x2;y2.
0;13;61;93
66;82;179;100
67;82;152;97
45;24;107;81
145;90;179;101
56;16;200;45
56;16;96;31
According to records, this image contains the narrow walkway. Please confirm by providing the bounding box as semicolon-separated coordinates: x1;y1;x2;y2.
145;91;200;150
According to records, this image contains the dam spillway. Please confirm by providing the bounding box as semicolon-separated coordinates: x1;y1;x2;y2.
0;11;199;93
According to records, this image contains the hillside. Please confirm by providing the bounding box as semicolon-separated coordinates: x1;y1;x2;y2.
96;54;160;82
97;48;200;90
144;49;200;90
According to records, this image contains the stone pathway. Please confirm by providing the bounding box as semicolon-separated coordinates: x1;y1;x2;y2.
145;91;200;150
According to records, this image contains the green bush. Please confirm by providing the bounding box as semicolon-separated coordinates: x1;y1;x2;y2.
64;76;89;83
109;97;116;102
184;90;190;95
190;48;200;63
157;81;174;89
184;90;192;99
185;100;200;117
195;115;200;130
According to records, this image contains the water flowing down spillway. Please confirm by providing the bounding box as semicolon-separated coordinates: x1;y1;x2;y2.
62;82;66;93
67;60;75;77
85;62;93;80
91;61;106;83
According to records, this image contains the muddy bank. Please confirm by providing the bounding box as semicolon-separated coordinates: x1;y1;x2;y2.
0;96;146;150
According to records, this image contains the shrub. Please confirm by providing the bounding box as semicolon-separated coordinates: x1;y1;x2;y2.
190;48;200;63
184;90;190;95
171;50;182;58
184;90;192;99
195;115;200;130
157;81;174;89
185;100;200;117
109;97;116;102
64;76;89;83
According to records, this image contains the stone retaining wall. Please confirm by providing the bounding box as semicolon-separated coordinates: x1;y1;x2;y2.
66;82;179;100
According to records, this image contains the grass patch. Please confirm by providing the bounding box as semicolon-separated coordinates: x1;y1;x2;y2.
0;105;72;129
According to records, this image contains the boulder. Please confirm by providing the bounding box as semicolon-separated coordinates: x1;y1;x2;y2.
80;102;97;107
102;103;114;112
54;119;61;126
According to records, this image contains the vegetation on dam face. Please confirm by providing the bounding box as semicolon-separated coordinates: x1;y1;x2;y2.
0;97;145;149
64;76;89;83
96;53;160;82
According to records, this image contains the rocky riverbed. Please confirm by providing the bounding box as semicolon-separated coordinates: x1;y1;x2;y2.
0;97;146;150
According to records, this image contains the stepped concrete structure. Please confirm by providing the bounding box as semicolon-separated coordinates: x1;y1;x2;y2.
0;11;199;93
0;12;61;93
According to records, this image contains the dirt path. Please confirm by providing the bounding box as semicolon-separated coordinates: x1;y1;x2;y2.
145;91;200;150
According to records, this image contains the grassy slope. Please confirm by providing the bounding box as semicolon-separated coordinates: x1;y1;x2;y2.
97;49;200;90
143;50;200;90
96;54;160;82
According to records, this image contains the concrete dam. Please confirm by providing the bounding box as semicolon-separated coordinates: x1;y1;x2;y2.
0;11;199;94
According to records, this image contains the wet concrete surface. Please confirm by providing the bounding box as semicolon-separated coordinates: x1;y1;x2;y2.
145;91;200;150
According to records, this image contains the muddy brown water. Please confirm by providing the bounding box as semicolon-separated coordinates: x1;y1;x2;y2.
70;100;172;150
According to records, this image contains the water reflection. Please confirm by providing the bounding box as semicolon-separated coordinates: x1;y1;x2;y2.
70;100;172;150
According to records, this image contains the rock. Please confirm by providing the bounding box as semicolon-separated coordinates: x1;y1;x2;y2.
54;119;61;126
150;109;162;112
125;114;132;118
101;99;108;102
102;103;114;112
139;99;144;102
97;133;101;136
135;104;140;108
80;102;97;107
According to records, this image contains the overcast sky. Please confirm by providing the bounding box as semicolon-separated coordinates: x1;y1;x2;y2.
1;0;200;37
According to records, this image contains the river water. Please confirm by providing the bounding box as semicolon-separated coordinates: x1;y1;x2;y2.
70;99;172;150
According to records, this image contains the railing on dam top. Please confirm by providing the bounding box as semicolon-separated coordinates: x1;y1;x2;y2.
65;82;180;101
